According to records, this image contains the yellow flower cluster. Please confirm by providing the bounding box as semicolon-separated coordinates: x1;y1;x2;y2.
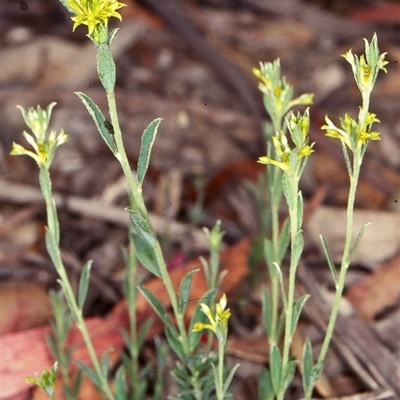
67;0;126;36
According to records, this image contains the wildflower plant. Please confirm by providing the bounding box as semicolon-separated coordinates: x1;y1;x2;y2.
10;0;387;396
12;0;236;398
254;33;387;399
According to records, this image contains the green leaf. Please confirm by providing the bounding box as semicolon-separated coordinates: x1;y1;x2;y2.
71;369;83;398
137;317;154;349
270;344;282;393
341;140;352;175
261;287;272;337
290;294;309;337
127;209;161;277
259;367;275;400
310;364;323;388
132;233;161;277
282;174;294;209
178;268;199;314
278;217;290;263
302;339;313;395
263;238;275;273
109;28;119;46
223;363;240;394
139;287;174;330
78;260;92;309
165;325;185;361
272;262;287;307
100;349;111;377
282;359;297;391
291;231;304;268
75;360;101;388
114;365;127;400
297;192;304;229
75;92;117;154
45;228;60;269
137;118;163;186
319;235;338;285
97;44;116;92
349;222;370;263
128;209;156;246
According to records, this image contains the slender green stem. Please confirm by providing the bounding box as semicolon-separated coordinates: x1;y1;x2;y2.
278;175;300;400
126;236;140;393
217;341;225;400
39;167;116;400
106;91;146;217
105;89;190;354
304;152;361;399
268;169;282;344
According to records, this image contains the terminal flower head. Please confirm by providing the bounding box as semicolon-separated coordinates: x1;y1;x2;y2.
64;0;126;37
342;33;388;96
322;112;380;151
258;109;314;173
11;103;68;168
193;294;231;342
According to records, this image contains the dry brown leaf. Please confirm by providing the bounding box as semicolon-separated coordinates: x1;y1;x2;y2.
306;206;400;267
346;252;400;321
0;282;52;335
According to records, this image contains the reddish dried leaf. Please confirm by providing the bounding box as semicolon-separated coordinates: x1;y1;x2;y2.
0;282;52;335
351;4;400;23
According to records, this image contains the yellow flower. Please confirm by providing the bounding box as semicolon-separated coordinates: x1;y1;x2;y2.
193;294;231;342
11;104;68;168
67;0;126;36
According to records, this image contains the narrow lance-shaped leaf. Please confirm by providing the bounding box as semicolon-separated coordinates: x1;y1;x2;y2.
282;359;297;392
75;360;101;389
128;209;156;246
270;344;282;393
223;363;241;394
290;294;309;337
178;268;199;315
78;260;92;309
278;216;290;262
291;231;304;269
341;140;352;175
319;235;338;285
259;367;275;400
297;191;304;230
75;92;117;155
165;325;185;361
139;286;175;330
302;339;313;395
137;118;163;186
348;222;370;264
273;262;287;308
127;208;162;277
114;365;127;400
97;44;116;92
100;349;112;378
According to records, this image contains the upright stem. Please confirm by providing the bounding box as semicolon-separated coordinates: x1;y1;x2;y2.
40;167;116;400
126;236;140;394
106;88;190;356
217;341;225;400
279;175;300;400
268;167;282;344
305;151;361;399
106;91;146;217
